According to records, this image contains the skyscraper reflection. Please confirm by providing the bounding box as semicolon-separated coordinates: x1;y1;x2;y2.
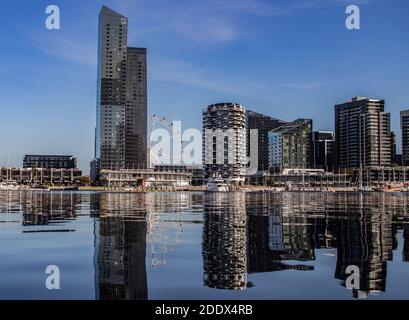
3;190;409;299
246;193;315;273
202;191;409;298
202;193;248;290
333;194;396;298
404;224;409;262
92;192;200;299
93;193;148;300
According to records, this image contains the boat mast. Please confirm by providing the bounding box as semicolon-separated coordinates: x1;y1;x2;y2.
6;156;10;183
359;163;363;190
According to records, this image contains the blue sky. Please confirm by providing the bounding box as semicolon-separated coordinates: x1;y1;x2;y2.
0;0;408;172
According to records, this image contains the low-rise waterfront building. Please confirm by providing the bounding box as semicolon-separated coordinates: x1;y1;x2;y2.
98;169;193;189
154;165;204;185
0;167;82;185
353;166;409;186
247;170;352;188
23;154;77;169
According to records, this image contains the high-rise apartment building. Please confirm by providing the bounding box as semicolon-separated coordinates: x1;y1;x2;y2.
95;6;147;172
335;97;392;168
268;119;312;172
202;103;247;184
401;110;409;166
390;131;397;165
311;131;335;171
246;111;287;173
125;47;148;169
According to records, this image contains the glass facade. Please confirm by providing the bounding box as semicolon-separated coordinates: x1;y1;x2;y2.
96;6;147;171
125;48;148;169
268;119;312;172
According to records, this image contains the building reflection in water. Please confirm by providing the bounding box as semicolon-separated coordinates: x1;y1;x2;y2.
330;193;398;298
91;193;148;300
203;193;248;290
0;190;82;227
404;224;409;262
246;193;316;273
3;190;409;299
90;192;201;300
202;192;409;298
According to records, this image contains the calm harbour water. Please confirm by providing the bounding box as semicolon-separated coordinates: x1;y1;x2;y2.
1;190;409;300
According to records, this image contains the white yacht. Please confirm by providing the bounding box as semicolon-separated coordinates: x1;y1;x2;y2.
0;180;20;191
206;177;230;192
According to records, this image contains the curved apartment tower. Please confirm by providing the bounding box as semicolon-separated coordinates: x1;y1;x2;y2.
202;103;247;184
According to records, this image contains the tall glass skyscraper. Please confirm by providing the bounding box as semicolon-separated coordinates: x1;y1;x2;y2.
95;6;147;172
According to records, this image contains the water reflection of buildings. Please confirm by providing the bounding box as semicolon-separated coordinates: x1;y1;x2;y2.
202;192;315;292
331;194;396;299
203;193;247;290
3;190;409;299
145;193;201;267
3;191;150;300
202;192;409;298
92;193;148;300
91;192;200;300
246;193;315;273
0;190;81;226
404;224;409;262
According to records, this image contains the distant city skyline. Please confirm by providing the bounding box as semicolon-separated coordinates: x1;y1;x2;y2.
0;0;408;172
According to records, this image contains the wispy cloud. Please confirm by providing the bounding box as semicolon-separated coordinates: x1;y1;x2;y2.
151;58;267;96
167;14;238;44
39;38;96;67
283;80;344;90
214;0;285;16
23;0;377;65
213;0;374;16
121;0;376;46
26;30;97;67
